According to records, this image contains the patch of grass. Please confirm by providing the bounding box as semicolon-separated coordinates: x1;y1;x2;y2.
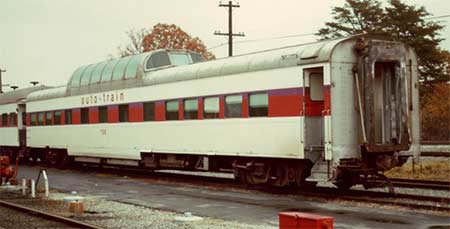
385;158;450;181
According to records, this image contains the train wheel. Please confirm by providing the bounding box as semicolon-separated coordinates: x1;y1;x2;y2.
270;165;289;187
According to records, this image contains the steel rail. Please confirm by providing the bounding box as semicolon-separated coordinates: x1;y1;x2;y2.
0;199;103;229
390;178;450;190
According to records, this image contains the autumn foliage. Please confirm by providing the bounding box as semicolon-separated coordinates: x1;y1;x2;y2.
420;82;450;141
142;23;215;60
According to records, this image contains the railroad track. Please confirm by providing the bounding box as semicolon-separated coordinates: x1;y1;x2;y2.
301;187;450;212
0;199;103;229
23;165;450;213
390;178;450;190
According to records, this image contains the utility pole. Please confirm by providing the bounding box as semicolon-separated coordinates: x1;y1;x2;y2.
0;69;6;94
214;1;245;57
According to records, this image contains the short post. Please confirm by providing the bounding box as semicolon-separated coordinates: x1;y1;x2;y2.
31;179;36;198
21;178;26;196
42;170;49;197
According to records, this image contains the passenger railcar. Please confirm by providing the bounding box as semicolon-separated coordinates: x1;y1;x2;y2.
0;35;420;189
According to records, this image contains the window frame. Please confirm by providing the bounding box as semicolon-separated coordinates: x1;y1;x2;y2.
98;106;108;123
80;108;89;124
118;104;129;122
143;102;155;121
248;92;269;117
225;94;243;118
183;98;198;120
65;109;72;125
203;96;220;119
53;111;62;125
165;100;179;120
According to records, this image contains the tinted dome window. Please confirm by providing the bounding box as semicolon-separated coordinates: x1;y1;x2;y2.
190;53;205;63
146;52;171;69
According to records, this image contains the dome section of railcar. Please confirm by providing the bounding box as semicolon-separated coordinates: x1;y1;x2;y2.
66;49;205;96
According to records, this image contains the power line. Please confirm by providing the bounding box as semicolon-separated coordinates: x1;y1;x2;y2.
214;1;245;56
425;14;450;20
208;32;315;50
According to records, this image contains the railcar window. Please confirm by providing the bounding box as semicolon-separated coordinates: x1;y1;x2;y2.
310;73;324;101
146;52;171;70
225;95;243;118
119;104;129;122
101;59;119;82
125;54;145;79
80;108;89;124
9;113;17;126
249;93;268;117
112;56;132;81
98;106;108;123
30;113;37;126
1;113;7;126
190;53;205;63
80;64;96;86
169;53;190;66
65;110;72;124
143;102;155;121
45;112;52;125
70;66;87;87
38;113;44;125
166;100;179;120
54;111;61;125
204;97;220;119
90;62;108;84
184;99;198;120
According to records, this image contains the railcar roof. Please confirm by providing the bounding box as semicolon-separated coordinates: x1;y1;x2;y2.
0;85;51;105
27;34;393;102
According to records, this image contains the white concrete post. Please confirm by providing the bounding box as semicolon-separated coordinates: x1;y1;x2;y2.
42;170;49;197
31;179;36;198
21;178;26;196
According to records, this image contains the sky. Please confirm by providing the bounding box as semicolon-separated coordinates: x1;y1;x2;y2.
0;0;448;91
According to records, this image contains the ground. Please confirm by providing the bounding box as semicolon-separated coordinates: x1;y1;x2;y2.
385;157;450;181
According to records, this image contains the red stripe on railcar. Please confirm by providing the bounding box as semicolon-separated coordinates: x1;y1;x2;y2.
219;96;225;119
108;105;118;123
269;95;303;117
242;94;249;118
323;85;331;112
155;101;165;121
89;107;99;124
72;109;81;124
198;98;203;120
129;103;143;122
26;114;31;126
178;99;184;120
60;110;65;125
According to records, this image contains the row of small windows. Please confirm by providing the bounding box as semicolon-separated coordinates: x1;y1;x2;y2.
0;113;18;127
71;51;205;88
28;92;268;126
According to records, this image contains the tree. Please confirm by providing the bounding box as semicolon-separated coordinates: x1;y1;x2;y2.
317;0;449;85
118;28;150;57
420;82;450;141
142;23;215;60
118;23;215;60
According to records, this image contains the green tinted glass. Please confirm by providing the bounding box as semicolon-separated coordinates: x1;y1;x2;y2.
249;93;268;107
90;61;108;84
166;100;179;112
112;56;132;81
80;64;95;86
101;59;119;82
70;66;88;87
184;99;198;111
125;53;146;79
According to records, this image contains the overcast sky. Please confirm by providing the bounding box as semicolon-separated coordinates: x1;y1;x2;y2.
0;0;448;91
